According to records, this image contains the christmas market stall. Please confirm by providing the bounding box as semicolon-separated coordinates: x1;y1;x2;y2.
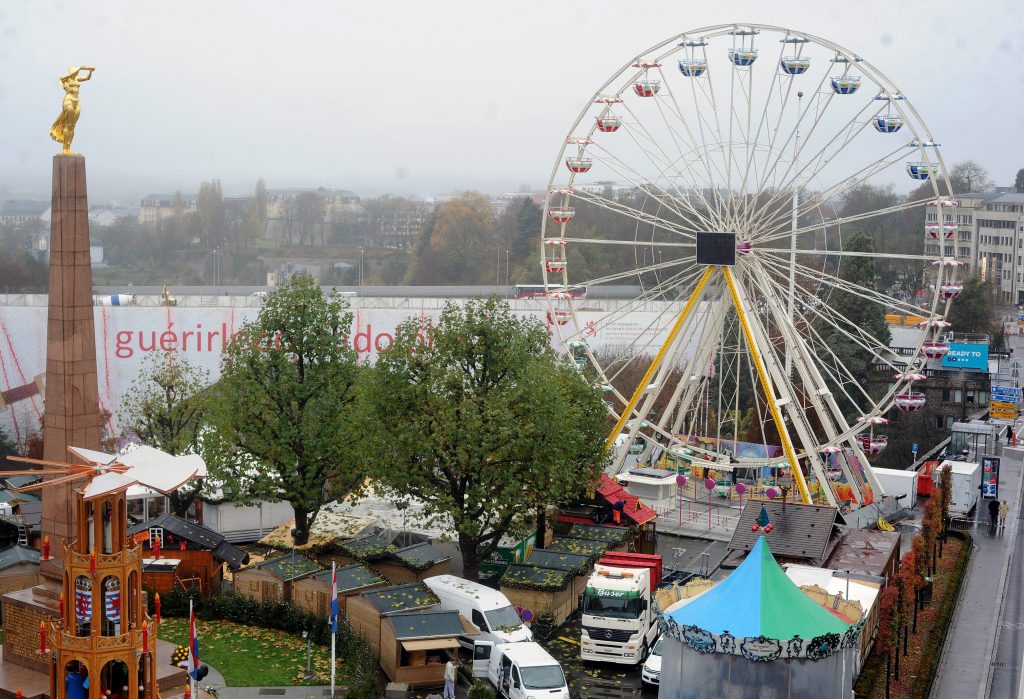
291;563;386;616
498;564;574;627
233;553;322;604
372;542;451;585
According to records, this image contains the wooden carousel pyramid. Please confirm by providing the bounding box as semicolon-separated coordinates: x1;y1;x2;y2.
3;446;205;699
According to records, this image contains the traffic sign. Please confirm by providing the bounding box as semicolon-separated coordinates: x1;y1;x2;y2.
912;443;919;455
991;409;1020;421
991;401;1018;412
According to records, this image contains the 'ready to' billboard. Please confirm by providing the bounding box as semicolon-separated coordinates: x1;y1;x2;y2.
940;342;990;371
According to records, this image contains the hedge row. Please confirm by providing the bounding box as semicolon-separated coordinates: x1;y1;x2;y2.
149;587;377;698
912;530;973;699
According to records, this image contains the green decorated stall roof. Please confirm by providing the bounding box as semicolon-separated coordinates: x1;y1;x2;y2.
500;563;572;592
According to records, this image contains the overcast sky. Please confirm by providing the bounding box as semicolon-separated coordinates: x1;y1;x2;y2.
1;0;1022;203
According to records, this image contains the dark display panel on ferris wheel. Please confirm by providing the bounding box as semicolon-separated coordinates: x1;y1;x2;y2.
695;232;737;266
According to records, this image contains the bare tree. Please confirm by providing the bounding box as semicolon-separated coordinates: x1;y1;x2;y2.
950;160;994;194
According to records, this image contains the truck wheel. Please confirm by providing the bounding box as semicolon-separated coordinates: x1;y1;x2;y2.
640;640;649;661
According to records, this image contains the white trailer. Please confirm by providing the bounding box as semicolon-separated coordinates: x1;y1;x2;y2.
935;460;981;517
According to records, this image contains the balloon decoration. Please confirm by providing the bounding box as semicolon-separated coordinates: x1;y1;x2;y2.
704;478;716;491
676;474;688;487
766;487;779;500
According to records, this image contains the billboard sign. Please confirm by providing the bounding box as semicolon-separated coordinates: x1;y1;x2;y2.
981;456;1000;499
940;342;990;371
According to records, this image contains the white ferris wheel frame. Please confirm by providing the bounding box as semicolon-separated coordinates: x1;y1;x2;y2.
540;23;960;508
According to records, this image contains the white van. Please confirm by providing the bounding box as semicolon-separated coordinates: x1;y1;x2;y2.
424;575;533;646
473;641;570;699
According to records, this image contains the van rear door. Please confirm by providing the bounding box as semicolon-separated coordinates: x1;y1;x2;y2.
472;641;493;679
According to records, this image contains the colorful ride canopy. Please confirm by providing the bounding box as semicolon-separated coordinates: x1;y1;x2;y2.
665;536;851;641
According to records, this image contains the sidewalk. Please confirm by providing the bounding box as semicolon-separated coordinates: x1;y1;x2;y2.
930;443;1024;699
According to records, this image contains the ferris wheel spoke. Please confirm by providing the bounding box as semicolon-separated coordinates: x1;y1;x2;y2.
746;101;882;232
755;257;905;371
752;198;928;246
569;186;702;238
648;70;735;222
584;140;717;232
556;236;695;249
613;104;726;229
758;251;927;320
750;143;909;239
690;48;734;220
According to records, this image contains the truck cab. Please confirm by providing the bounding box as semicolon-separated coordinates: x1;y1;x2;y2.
472;641;570;699
580;564;658;664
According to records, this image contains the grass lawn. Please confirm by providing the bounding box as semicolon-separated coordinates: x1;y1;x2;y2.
157;617;343;687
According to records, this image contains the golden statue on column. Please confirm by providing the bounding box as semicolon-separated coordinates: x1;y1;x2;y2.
50;66;95;155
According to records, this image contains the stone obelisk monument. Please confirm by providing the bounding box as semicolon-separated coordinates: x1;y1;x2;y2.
39;154;102;578
1;66;101;675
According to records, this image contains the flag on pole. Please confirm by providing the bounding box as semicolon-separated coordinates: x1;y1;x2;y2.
187;600;200;679
330;562;339;634
330;561;338;697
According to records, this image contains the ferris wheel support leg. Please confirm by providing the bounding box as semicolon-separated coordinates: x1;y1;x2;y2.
604;266;717;453
722;267;812;504
657;293;729;438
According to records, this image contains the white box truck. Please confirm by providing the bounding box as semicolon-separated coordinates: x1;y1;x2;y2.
580;565;659;664
472;641;570;699
424;575;532;647
935;460;981;517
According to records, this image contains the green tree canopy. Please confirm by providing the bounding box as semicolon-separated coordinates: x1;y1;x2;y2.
361;297;609;578
205;274;366;544
121;351;210;517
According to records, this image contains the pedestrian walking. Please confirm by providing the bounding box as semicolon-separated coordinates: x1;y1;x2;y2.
443;656;458;699
989;498;1000;528
999;500;1010;530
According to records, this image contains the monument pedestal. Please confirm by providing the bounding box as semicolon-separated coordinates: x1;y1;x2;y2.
1;154;102;678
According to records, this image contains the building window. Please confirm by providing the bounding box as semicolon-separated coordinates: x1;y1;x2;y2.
945;245;954;256
149;528;164;548
946;415;955;429
927;213;938;222
960;247;971;258
942;389;963;403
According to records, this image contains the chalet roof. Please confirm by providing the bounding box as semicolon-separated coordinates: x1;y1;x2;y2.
308;564;384;592
387;611;467;639
0;545;39;570
362;583;439;615
825;528;902;577
728;501;840;564
339;532;398;561
566;523;630;545
392;542;449;572
258;512;375;551
527;549;591;575
129;514;249;568
2;475;42;490
256;554;322;582
547;537;609;560
595;474;658;525
500;564;572;591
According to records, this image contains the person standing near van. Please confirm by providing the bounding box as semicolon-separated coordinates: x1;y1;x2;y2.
443;657;458;699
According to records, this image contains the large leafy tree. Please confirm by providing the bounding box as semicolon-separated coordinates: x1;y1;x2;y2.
121;352;210;517
206;274;366;544
361;297;609;579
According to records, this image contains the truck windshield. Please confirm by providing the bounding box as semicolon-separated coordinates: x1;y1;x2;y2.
520;664;566;690
583;593;642;619
484;605;523;632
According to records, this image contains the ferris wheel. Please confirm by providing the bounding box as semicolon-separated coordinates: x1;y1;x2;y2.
540;23;962;509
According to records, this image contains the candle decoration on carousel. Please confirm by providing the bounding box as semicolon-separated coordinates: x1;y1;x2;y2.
42;535;50;560
59;593;65;623
153;536;161;560
183;685;191;699
39;621;46;655
89;548;96;574
155;592;161;624
142;620;149;653
16;689;21;699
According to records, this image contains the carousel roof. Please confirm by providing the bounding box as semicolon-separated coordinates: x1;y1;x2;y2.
667;536;851;640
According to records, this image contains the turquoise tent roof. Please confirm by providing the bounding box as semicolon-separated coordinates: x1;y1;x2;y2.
667;536;851;639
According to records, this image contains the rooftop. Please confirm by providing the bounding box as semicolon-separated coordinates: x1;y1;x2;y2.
309;563;384;592
527;548;591;574
387;610;470;640
256;554;322;581
339;532;398;561
728;501;841;565
824;528;902;577
128;514;249;568
392;542;450;572
547;537;609;560
0;545;40;571
500;563;572;592
362;583;439;615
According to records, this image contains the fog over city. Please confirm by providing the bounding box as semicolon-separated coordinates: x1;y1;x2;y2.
1;0;1022;201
